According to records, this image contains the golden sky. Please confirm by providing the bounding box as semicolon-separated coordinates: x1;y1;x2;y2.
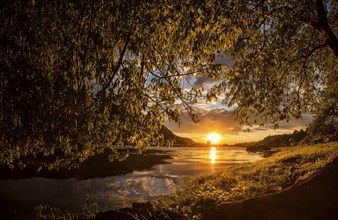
165;57;313;144
164;108;312;145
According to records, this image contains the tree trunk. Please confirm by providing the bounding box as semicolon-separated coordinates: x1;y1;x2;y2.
313;0;338;59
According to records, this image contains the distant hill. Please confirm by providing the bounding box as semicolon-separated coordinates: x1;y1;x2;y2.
161;126;196;146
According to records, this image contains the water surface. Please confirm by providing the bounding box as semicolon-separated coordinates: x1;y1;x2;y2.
0;147;263;212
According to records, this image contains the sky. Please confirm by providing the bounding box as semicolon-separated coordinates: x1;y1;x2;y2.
164;105;312;145
164;56;313;145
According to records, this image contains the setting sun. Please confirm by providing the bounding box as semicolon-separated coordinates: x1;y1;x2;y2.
207;132;221;144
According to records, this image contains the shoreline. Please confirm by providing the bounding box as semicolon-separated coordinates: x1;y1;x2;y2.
95;143;338;219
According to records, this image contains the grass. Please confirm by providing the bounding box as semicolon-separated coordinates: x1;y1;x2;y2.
151;142;338;219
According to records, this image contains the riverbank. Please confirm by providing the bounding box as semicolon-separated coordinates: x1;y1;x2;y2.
202;155;338;220
96;142;338;219
0;149;173;180
0;146;262;219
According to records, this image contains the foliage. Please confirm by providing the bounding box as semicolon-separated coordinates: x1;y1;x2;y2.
208;0;338;127
1;0;337;169
305;72;338;142
247;125;336;151
0;0;221;169
152;142;338;218
250;129;308;149
32;195;98;220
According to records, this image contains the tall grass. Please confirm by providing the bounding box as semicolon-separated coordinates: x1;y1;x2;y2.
152;142;338;219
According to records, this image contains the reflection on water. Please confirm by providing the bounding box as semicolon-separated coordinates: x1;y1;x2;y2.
210;147;217;164
0;147;263;212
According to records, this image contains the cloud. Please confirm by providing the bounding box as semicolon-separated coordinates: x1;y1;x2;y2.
248;114;313;132
164;105;313;144
165;107;242;135
215;55;234;68
193;75;210;87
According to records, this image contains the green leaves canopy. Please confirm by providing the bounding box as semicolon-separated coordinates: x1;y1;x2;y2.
0;0;337;169
210;0;337;127
0;0;222;169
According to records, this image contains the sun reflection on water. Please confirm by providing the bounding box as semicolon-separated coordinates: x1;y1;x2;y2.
210;147;217;164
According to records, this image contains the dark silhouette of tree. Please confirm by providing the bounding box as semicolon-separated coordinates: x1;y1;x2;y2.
0;0;336;169
0;1;213;169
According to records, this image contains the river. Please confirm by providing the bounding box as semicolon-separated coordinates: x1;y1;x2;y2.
0;146;263;212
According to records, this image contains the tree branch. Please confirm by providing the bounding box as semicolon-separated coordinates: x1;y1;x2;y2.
103;34;130;92
88;34;130;109
312;0;338;58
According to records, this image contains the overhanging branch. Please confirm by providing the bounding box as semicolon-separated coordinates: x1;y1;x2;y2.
313;0;338;58
299;0;338;59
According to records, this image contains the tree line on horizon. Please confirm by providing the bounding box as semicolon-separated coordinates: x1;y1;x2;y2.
247;125;337;151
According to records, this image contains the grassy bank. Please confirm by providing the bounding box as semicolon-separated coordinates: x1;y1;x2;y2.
151;142;338;219
30;142;338;219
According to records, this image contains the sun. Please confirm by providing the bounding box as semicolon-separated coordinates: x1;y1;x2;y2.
207;132;221;144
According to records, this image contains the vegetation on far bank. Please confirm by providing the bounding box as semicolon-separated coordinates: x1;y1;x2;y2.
150;142;338;219
232;121;338;152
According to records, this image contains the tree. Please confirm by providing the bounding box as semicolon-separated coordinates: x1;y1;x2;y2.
208;0;337;128
306;74;338;142
0;0;336;170
0;0;222;170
